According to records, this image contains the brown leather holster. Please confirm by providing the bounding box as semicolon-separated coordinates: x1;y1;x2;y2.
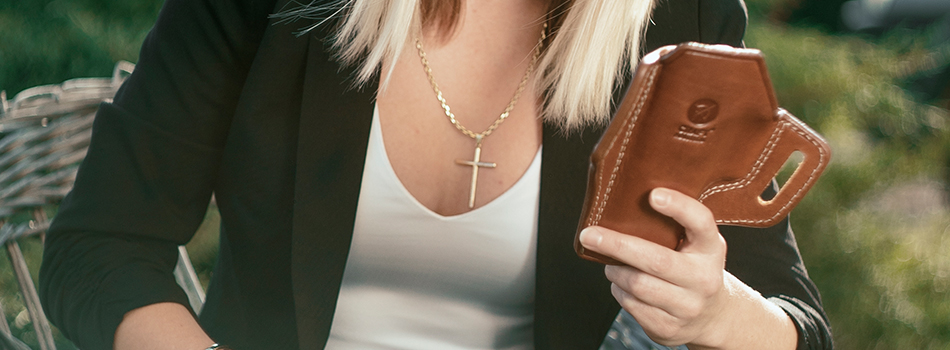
575;43;831;265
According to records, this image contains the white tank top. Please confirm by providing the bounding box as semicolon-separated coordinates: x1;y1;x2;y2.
324;106;541;349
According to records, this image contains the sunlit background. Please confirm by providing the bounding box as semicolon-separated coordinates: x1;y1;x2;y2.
1;0;948;348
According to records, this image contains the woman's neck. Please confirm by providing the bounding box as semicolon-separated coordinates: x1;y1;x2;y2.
375;0;547;215
422;0;548;46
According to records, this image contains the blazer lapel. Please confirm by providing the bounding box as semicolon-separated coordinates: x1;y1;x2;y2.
535;122;619;349
290;31;377;350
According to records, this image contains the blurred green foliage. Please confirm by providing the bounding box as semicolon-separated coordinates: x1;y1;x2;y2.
2;0;950;349
0;0;162;97
746;0;950;349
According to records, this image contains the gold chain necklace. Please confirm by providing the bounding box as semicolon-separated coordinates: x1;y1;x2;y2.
415;23;546;208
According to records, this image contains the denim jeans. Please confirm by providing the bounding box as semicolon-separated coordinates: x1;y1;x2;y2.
600;310;689;350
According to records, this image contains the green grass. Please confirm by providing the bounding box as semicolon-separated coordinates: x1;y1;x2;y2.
2;0;950;349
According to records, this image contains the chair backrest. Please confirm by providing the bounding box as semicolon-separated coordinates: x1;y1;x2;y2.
0;62;206;350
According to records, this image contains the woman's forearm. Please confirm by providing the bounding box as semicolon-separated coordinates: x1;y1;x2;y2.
113;302;215;350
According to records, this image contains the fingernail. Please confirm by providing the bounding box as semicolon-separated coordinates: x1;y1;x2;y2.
651;188;670;207
579;227;602;247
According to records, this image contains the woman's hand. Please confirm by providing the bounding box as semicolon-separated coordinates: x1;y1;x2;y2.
579;188;798;350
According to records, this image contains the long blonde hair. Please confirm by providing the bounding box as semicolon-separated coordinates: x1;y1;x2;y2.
274;0;655;132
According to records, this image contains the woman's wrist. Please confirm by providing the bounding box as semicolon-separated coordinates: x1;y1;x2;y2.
688;273;798;350
204;343;232;350
114;302;215;350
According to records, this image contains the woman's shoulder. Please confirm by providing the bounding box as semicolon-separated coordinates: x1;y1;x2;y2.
646;0;748;51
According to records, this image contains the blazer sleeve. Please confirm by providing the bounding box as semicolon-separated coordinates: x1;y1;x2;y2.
644;1;833;349
38;0;275;348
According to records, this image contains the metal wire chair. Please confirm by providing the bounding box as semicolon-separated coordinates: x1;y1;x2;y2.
0;62;206;350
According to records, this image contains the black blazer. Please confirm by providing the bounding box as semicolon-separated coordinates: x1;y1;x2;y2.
39;0;831;349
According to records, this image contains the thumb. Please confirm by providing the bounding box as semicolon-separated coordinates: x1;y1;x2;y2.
649;188;724;254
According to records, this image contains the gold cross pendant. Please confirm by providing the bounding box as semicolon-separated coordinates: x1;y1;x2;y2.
455;136;496;208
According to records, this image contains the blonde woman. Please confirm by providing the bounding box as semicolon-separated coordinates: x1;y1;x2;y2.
39;0;831;349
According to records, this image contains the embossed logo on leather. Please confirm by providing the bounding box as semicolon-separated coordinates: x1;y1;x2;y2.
688;99;718;124
676;125;712;142
676;99;718;142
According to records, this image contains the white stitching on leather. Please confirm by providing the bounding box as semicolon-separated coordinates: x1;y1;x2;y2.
698;121;785;202
710;119;828;225
589;67;659;227
587;96;632;227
